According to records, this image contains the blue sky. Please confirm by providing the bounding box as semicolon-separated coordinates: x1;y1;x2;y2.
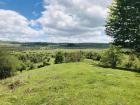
0;0;44;19
0;0;113;43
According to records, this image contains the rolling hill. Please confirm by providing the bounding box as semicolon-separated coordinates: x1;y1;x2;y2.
0;61;140;105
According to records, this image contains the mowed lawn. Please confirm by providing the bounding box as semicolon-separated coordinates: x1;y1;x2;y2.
0;61;140;105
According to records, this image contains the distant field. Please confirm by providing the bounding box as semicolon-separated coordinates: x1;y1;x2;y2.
0;60;140;105
0;41;109;50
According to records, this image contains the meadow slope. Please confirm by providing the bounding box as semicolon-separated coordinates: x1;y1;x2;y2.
0;61;140;105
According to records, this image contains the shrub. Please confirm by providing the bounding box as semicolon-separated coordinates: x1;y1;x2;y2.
54;51;84;64
17;62;26;72
54;52;64;64
123;53;140;70
43;61;51;66
86;52;101;61
28;63;35;70
0;50;19;79
64;51;84;63
37;64;44;68
86;52;94;59
47;58;50;62
100;45;122;68
16;52;50;64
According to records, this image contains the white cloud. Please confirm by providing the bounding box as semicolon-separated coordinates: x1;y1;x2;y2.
0;0;113;43
0;9;39;41
35;0;113;42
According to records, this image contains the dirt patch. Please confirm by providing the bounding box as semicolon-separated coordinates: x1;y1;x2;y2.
8;80;23;90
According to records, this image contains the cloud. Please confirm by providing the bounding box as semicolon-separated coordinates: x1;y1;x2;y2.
0;0;113;43
0;9;39;41
35;0;112;42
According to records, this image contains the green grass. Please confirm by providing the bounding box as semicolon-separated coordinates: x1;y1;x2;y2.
0;61;140;105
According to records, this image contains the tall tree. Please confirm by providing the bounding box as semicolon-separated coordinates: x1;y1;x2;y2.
106;0;140;52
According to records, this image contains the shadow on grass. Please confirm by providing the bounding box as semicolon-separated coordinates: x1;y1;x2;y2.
91;63;140;73
113;67;140;73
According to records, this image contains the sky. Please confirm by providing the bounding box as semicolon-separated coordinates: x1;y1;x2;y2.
0;0;113;43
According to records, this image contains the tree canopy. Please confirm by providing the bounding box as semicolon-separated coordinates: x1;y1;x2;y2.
106;0;140;52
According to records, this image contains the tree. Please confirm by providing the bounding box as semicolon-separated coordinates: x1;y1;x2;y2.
100;45;122;68
0;49;19;79
106;0;140;52
54;52;64;64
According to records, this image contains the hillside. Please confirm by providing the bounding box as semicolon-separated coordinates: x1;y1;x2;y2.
0;41;109;49
0;61;140;105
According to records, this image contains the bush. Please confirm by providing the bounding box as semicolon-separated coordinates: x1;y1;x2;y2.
0;50;20;79
123;53;140;70
54;51;84;64
43;61;51;66
64;51;84;63
100;45;122;68
37;64;44;68
54;52;64;64
17;62;26;72
28;63;35;70
47;58;50;62
86;52;94;59
16;52;50;64
86;52;101;61
37;61;51;69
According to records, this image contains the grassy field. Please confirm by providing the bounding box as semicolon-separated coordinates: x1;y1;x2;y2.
0;60;140;105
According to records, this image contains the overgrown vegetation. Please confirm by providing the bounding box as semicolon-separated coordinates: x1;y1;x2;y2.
121;53;140;70
0;49;20;79
0;0;139;104
100;45;122;68
55;52;64;64
55;51;85;64
0;46;139;80
15;51;51;71
86;52;101;61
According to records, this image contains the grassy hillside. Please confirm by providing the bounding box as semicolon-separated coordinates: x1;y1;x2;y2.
0;61;140;105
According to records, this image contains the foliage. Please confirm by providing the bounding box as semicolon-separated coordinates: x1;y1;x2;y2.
64;51;84;63
106;0;140;52
100;45;122;68
43;61;51;66
17;53;49;63
122;53;140;70
28;63;36;70
54;51;84;64
37;62;51;68
86;52;101;61
15;51;51;70
17;62;26;72
54;52;64;64
0;50;20;79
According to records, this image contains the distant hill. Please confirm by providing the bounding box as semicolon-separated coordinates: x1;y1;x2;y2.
0;40;21;47
0;40;110;49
